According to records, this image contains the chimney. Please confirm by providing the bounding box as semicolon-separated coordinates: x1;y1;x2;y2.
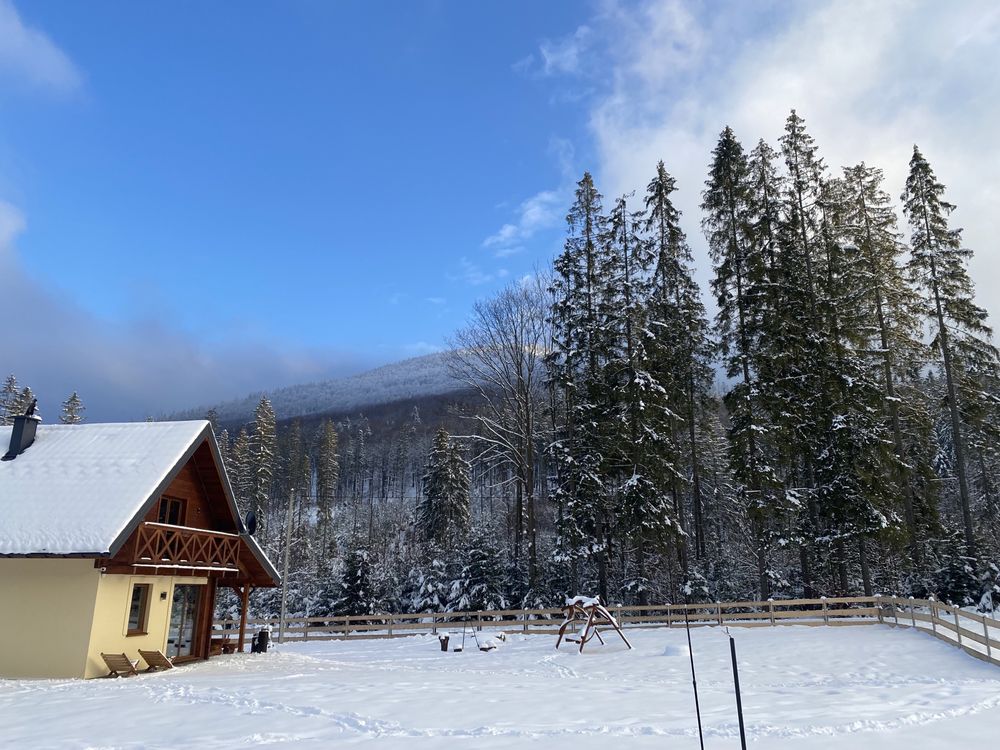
3;400;40;461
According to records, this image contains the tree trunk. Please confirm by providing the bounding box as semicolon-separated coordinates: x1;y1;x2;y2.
857;181;920;563
836;538;849;595
932;267;976;552
754;515;769;601
921;203;975;553
687;381;705;559
859;536;873;597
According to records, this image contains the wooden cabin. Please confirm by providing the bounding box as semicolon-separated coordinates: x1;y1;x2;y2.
0;416;279;679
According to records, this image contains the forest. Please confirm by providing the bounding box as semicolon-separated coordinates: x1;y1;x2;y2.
4;110;998;619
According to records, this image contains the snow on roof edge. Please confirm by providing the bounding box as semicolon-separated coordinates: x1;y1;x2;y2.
0;420;213;555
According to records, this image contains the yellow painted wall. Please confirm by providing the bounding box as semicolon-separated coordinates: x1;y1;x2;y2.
0;560;209;680
0;559;101;679
83;574;207;679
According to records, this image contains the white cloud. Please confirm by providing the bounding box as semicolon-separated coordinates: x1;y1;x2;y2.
0;201;368;420
425;296;446;306
0;0;82;94
0;199;25;248
540;25;592;75
483;189;563;256
451;257;497;286
541;0;1000;323
511;53;536;75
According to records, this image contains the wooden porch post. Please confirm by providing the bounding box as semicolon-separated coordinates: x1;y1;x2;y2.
238;585;251;653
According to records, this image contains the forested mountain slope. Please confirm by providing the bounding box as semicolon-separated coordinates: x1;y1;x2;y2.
177;352;464;424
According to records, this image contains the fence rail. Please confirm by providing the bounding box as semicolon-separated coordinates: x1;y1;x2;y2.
214;595;1000;667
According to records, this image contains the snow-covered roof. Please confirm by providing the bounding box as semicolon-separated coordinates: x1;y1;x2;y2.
0;420;216;555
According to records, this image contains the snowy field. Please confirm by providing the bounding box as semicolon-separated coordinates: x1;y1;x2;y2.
2;625;999;749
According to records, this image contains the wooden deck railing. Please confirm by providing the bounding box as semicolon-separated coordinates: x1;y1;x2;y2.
134;522;240;570
214;595;1000;667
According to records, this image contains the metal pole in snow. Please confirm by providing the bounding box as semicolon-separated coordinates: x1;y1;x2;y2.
728;630;747;750
684;604;705;750
279;488;296;644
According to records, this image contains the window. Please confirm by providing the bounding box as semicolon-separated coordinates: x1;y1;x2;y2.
158;496;185;526
127;584;151;636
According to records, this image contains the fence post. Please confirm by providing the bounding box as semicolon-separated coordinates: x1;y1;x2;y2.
984;615;993;660
667;603;672;629
876;595;884;624
768;599;775;627
523;610;528;633
477;611;483;632
822;598;829;625
909;597;916;628
891;597;898;627
344;617;350;639
929;596;937;634
303;622;309;641
953;608;962;647
717;602;723;626
388;615;393;637
432;615;437;636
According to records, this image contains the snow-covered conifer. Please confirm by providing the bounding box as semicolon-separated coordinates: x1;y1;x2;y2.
0;374;19;425
59;392;85;424
903;145;999;553
251;397;277;538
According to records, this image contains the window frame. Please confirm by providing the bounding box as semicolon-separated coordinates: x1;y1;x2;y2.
126;583;151;636
157;496;186;526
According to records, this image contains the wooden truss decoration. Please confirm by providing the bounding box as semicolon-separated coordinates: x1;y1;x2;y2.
134;522;240;570
556;596;633;653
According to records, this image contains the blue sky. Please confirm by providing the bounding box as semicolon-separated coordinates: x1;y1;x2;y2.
3;2;584;350
1;0;998;420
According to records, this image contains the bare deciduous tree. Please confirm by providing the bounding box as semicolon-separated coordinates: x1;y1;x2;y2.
449;276;550;586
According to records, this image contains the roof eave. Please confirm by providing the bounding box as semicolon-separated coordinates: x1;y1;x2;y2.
0;551;108;559
243;533;281;586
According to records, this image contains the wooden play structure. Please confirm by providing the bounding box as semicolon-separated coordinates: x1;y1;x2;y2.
556;596;633;653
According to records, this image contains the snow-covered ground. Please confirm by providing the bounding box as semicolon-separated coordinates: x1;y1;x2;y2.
2;624;998;749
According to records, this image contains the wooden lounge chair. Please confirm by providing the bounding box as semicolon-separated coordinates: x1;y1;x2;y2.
138;649;174;672
101;652;140;678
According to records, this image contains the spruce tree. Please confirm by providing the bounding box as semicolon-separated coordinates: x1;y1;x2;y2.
204;408;219;432
549;172;613;600
418;428;470;544
645;160;713;569
903;145;999;553
703;127;775;597
454;526;509;611
60;392;85;424
13;386;36;418
841;162;927;559
251;397;277;538
0;375;19;425
217;428;230;472
230;427;253;513
605;191;678;600
334;547;378;617
405;551;452;612
774;110;836;595
316;420;340;552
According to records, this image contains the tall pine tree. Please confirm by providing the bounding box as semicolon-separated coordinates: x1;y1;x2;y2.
903;145;1000;553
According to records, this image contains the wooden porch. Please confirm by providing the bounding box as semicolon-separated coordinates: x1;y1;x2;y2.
95;520;276;657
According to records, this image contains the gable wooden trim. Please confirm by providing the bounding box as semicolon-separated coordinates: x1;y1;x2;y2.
105;424;245;558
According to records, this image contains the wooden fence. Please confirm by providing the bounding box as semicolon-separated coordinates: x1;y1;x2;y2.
215;595;1000;667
